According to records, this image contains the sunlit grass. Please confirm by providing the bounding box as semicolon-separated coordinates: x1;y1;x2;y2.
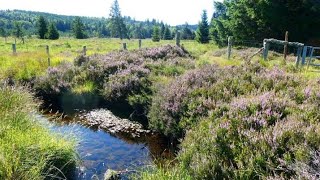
0;37;214;80
0;84;77;179
72;81;96;94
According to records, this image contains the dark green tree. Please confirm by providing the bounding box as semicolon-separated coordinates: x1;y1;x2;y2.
12;22;23;39
210;0;320;45
109;0;128;39
0;27;7;43
37;16;48;39
181;23;195;40
98;23;109;38
152;26;160;42
196;10;210;43
133;22;144;39
47;22;59;40
72;17;86;39
160;22;165;39
163;26;172;40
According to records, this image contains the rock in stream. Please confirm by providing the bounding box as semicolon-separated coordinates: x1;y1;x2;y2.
78;109;150;138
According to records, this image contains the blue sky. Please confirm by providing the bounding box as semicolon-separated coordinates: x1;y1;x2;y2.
0;0;218;25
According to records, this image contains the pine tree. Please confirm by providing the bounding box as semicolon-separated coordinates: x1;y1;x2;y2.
13;21;23;40
109;0;128;39
98;23;109;38
181;23;195;40
37;16;48;39
160;22;165;39
163;26;172;40
47;22;59;40
0;27;7;43
196;10;210;44
72;17;86;39
152;26;160;42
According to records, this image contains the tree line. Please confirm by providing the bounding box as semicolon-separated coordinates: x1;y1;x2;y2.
0;1;195;41
210;0;320;46
2;0;319;45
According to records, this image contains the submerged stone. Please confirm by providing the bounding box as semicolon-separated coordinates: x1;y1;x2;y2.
104;169;120;180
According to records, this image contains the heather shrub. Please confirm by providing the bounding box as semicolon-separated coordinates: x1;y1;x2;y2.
144;61;320;179
34;45;194;118
157;92;320;179
34;62;79;95
141;45;189;60
177;115;320;179
148;63;312;138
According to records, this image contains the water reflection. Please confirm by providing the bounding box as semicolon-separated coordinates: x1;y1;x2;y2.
41;114;174;180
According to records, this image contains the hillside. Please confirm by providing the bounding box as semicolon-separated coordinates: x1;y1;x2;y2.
0;9;197;39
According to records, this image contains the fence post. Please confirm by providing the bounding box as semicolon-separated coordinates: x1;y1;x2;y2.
176;31;181;47
283;31;289;61
295;46;303;67
12;43;16;55
46;45;50;66
227;36;233;60
301;46;308;65
263;40;270;60
138;39;142;49
123;43;127;50
83;46;87;55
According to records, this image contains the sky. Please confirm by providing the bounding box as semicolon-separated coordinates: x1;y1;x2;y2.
0;0;217;25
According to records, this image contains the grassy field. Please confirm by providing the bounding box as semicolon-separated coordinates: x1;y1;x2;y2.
0;37;218;80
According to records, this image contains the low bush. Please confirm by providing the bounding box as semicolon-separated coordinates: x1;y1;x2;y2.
143;62;320;179
148;63;308;138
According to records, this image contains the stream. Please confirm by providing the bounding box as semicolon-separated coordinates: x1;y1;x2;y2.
38;112;174;180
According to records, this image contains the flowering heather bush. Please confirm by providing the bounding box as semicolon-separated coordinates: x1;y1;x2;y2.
34;62;79;94
102;64;151;100
177;115;320;179
228;92;293;129
35;45;193;117
140;45;189;60
148;63;314;138
145;62;320;179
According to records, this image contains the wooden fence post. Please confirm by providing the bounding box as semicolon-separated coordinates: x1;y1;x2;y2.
138;39;142;49
263;40;270;60
12;43;16;55
123;43;127;50
46;45;50;66
301;46;308;65
227;36;233;60
176;31;181;47
283;31;288;61
83;46;87;55
295;46;303;67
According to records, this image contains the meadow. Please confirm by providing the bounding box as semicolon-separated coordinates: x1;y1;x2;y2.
0;37;217;80
1;36;320;179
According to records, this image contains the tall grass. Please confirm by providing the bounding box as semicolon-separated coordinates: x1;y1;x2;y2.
0;37;219;81
0;82;77;179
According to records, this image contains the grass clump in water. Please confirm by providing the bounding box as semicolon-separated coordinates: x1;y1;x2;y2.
0;82;77;179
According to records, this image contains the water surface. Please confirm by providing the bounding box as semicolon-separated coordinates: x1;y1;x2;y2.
39;114;173;179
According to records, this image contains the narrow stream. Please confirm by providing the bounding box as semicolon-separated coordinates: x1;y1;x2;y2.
38;113;174;180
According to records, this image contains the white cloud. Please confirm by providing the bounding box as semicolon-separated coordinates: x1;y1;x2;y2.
0;0;215;25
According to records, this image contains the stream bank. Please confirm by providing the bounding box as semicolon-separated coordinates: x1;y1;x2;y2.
41;108;175;180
